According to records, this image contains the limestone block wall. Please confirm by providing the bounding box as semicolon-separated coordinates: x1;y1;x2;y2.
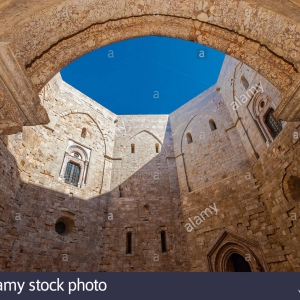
7;74;117;198
0;74;189;272
109;115;178;198
0;74;119;271
1;55;300;272
217;57;299;271
170;56;300;272
169;80;265;271
104;115;189;271
0;136;21;270
250;122;300;271
216;57;300;271
169;85;251;195
217;56;284;163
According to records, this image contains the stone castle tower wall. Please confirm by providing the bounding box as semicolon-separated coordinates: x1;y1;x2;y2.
0;56;299;271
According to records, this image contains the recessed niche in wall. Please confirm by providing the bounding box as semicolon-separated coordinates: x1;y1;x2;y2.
126;232;132;254
161;230;167;253
186;132;193;144
206;229;268;272
284;175;300;202
55;216;75;236
287;176;300;202
209;119;217;131
81;127;87;138
226;253;252;272
155;143;159;153
241;75;249;90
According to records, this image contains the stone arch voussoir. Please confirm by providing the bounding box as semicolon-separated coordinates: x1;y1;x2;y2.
1;0;300;136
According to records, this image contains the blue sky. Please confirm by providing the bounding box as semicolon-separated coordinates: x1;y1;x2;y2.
61;36;225;115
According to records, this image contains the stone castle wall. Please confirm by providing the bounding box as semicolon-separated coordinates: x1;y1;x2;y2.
0;56;300;272
168;57;300;272
0;74;189;271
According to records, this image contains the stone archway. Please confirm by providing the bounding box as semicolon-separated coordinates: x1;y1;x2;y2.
206;229;268;272
1;0;300;135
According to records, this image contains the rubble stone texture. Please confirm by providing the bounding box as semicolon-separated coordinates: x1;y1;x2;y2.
0;0;300;272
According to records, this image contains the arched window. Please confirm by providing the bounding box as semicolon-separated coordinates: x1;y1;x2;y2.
60;142;90;188
161;230;167;253
64;162;80;186
253;94;284;144
209;119;217;131
81;127;87;138
241;75;249;90
226;253;252;272
131;144;135;153
155;143;159;153
126;232;132;254
186;132;193;144
264;108;282;139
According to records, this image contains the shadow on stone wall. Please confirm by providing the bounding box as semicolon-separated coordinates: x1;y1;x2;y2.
0;130;190;272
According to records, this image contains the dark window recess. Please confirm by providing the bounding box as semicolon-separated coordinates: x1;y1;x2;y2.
241;75;249;90
81;128;87;138
161;231;167;253
126;232;132;254
186;132;193;144
209;119;217;131
155;143;159;153
265;108;282;139
119;185;123;198
226;253;252;272
131;144;135;153
55;222;66;235
287;176;300;202
64;162;80;186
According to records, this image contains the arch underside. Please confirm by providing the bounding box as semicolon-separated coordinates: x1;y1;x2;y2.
0;0;300;136
25;14;297;96
1;1;300;272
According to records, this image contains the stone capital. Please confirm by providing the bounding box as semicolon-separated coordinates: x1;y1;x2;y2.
0;42;49;135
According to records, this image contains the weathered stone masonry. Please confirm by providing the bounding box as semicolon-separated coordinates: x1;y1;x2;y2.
1;55;300;272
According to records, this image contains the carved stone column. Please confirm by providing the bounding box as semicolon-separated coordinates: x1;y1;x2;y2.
0;42;49;135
